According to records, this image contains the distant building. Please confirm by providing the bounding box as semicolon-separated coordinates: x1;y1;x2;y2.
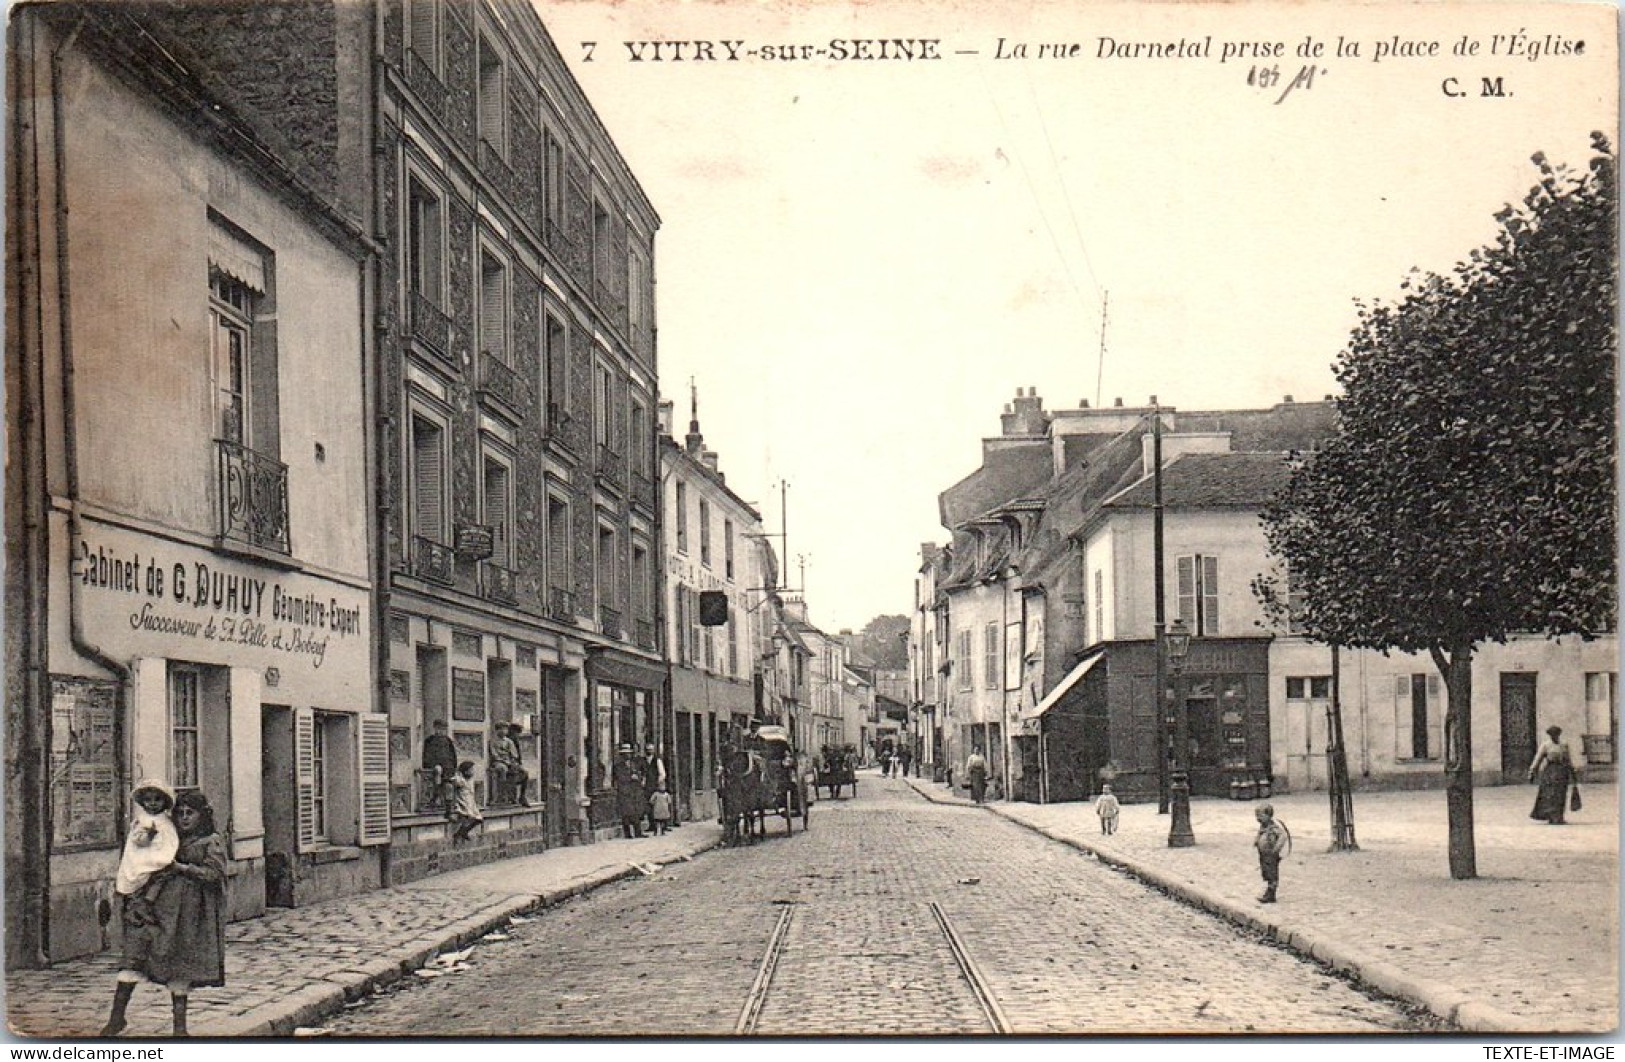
660;394;766;821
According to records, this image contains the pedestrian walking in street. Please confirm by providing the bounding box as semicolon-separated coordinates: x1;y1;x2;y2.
449;760;483;844
100;790;227;1038
966;747;989;804
641;743;668;833
1094;784;1121;836
650;782;673;835
1528;725;1579;824
116;781;178;898
612;744;646;839
421;719;458;813
1254;803;1289;904
899;747;913;778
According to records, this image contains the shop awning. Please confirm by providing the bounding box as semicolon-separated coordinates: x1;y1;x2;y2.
584;648;665;690
1022;653;1104;720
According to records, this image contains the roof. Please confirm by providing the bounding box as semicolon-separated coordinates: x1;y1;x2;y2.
1104;452;1296;509
939;442;1054;527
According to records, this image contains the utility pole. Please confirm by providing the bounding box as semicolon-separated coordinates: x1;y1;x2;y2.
1153;401;1169;815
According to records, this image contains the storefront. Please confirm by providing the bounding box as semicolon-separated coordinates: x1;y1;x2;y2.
49;518;377;958
584;649;667;838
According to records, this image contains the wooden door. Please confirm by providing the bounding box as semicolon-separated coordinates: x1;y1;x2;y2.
1500;673;1538;782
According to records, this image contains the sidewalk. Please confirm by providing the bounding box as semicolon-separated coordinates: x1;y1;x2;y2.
6;823;723;1040
902;773;1619;1034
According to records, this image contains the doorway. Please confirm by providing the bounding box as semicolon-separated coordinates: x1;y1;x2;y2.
1500;673;1538;783
260;705;295;908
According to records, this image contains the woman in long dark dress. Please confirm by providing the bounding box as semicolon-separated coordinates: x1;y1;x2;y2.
1528;725;1577;825
100;789;227;1037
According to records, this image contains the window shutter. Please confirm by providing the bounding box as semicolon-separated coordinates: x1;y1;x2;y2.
480;257;506;360
295;707;317;850
485;463;510;563
359;714;392;846
1393;676;1413;760
1426;674;1444;760
413;420;444;542
1201;555;1220;635
1177;556;1195;626
409;0;436;62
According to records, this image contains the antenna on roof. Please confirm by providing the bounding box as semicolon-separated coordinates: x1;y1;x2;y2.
1095;291;1109;410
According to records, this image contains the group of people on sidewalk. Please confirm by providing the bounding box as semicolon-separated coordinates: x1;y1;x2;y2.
612;743;673;839
419;719;536;845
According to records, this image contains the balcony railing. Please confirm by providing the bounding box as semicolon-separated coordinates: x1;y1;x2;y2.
405;49;447;120
408;290;453;359
635;618;655;650
599;605;622;640
480;560;518;605
548;585;576;623
217;440;290;555
412;535;455;584
632;471;655;510
478;139;517;203
596;444;623;488
478;350;526;414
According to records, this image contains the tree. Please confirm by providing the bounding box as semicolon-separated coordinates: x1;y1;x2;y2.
1255;135;1616;880
854;614;910;670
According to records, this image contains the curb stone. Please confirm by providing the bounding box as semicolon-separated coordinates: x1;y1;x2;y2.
901;774;1533;1034
220;833;723;1037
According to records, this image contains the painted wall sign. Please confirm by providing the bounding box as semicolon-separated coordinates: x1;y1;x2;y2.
74;529;367;679
452;668;487;722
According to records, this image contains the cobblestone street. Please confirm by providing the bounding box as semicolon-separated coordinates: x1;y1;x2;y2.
326;775;1436;1036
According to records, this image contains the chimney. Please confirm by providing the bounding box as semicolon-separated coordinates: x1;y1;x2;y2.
685;381;705;457
1079;399;1090;408
1282;395;1294;404
702;451;721;478
1001;387;1048;435
1113;397;1124;408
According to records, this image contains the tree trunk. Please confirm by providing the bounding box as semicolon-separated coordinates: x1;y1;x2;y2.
1434;642;1477;879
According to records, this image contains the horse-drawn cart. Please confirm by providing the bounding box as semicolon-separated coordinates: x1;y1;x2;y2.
724;725;810;844
815;744;858;799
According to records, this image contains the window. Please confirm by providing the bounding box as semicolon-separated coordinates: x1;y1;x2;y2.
957;629;973;691
673;585;690;665
632;544;650;623
983;623;999;690
479;250;508;363
1177;555;1220;635
724;519;735;579
630;401;648;477
208;221;274;454
543;313;568;423
675;481;688;553
406;176;443;307
1093;569;1104;643
1285;676;1332;700
211;277;252;447
482;453;513;565
547;495;570;592
407;0;440;70
1585;672;1617;764
628;250;648;347
592;200;611;287
543;132;564;231
727;606;738;677
595;364;612;447
700;500;712;568
310;712;329;842
169;667;202;791
410;413;447;544
477;37;505;158
1286;568;1308;635
1395;673;1442;760
597;524;617;609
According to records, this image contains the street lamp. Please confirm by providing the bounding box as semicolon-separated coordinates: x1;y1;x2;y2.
1167;617;1195;847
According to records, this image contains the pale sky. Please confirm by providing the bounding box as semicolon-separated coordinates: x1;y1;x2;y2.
539;0;1617;633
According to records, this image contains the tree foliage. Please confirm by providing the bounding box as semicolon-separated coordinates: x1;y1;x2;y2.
1257;135;1617;653
854;614;910;670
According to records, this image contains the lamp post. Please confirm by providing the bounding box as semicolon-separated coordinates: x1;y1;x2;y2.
1167;618;1195;847
1152;401;1170;815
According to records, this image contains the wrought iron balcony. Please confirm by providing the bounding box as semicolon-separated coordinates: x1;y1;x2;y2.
405;49;447;121
599;605;623;640
480;560;518;605
408;290;452;359
412;535;455;584
596;444;623;488
632;471;655;510
216;440;290;555
478;138;517;202
635;618;655;651
477;350;526;415
548;585;576;623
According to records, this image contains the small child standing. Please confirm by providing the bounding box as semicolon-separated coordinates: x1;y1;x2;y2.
449;760;484;844
1254;803;1290;903
1094;784;1121;836
650;782;673;835
116;781;179;897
